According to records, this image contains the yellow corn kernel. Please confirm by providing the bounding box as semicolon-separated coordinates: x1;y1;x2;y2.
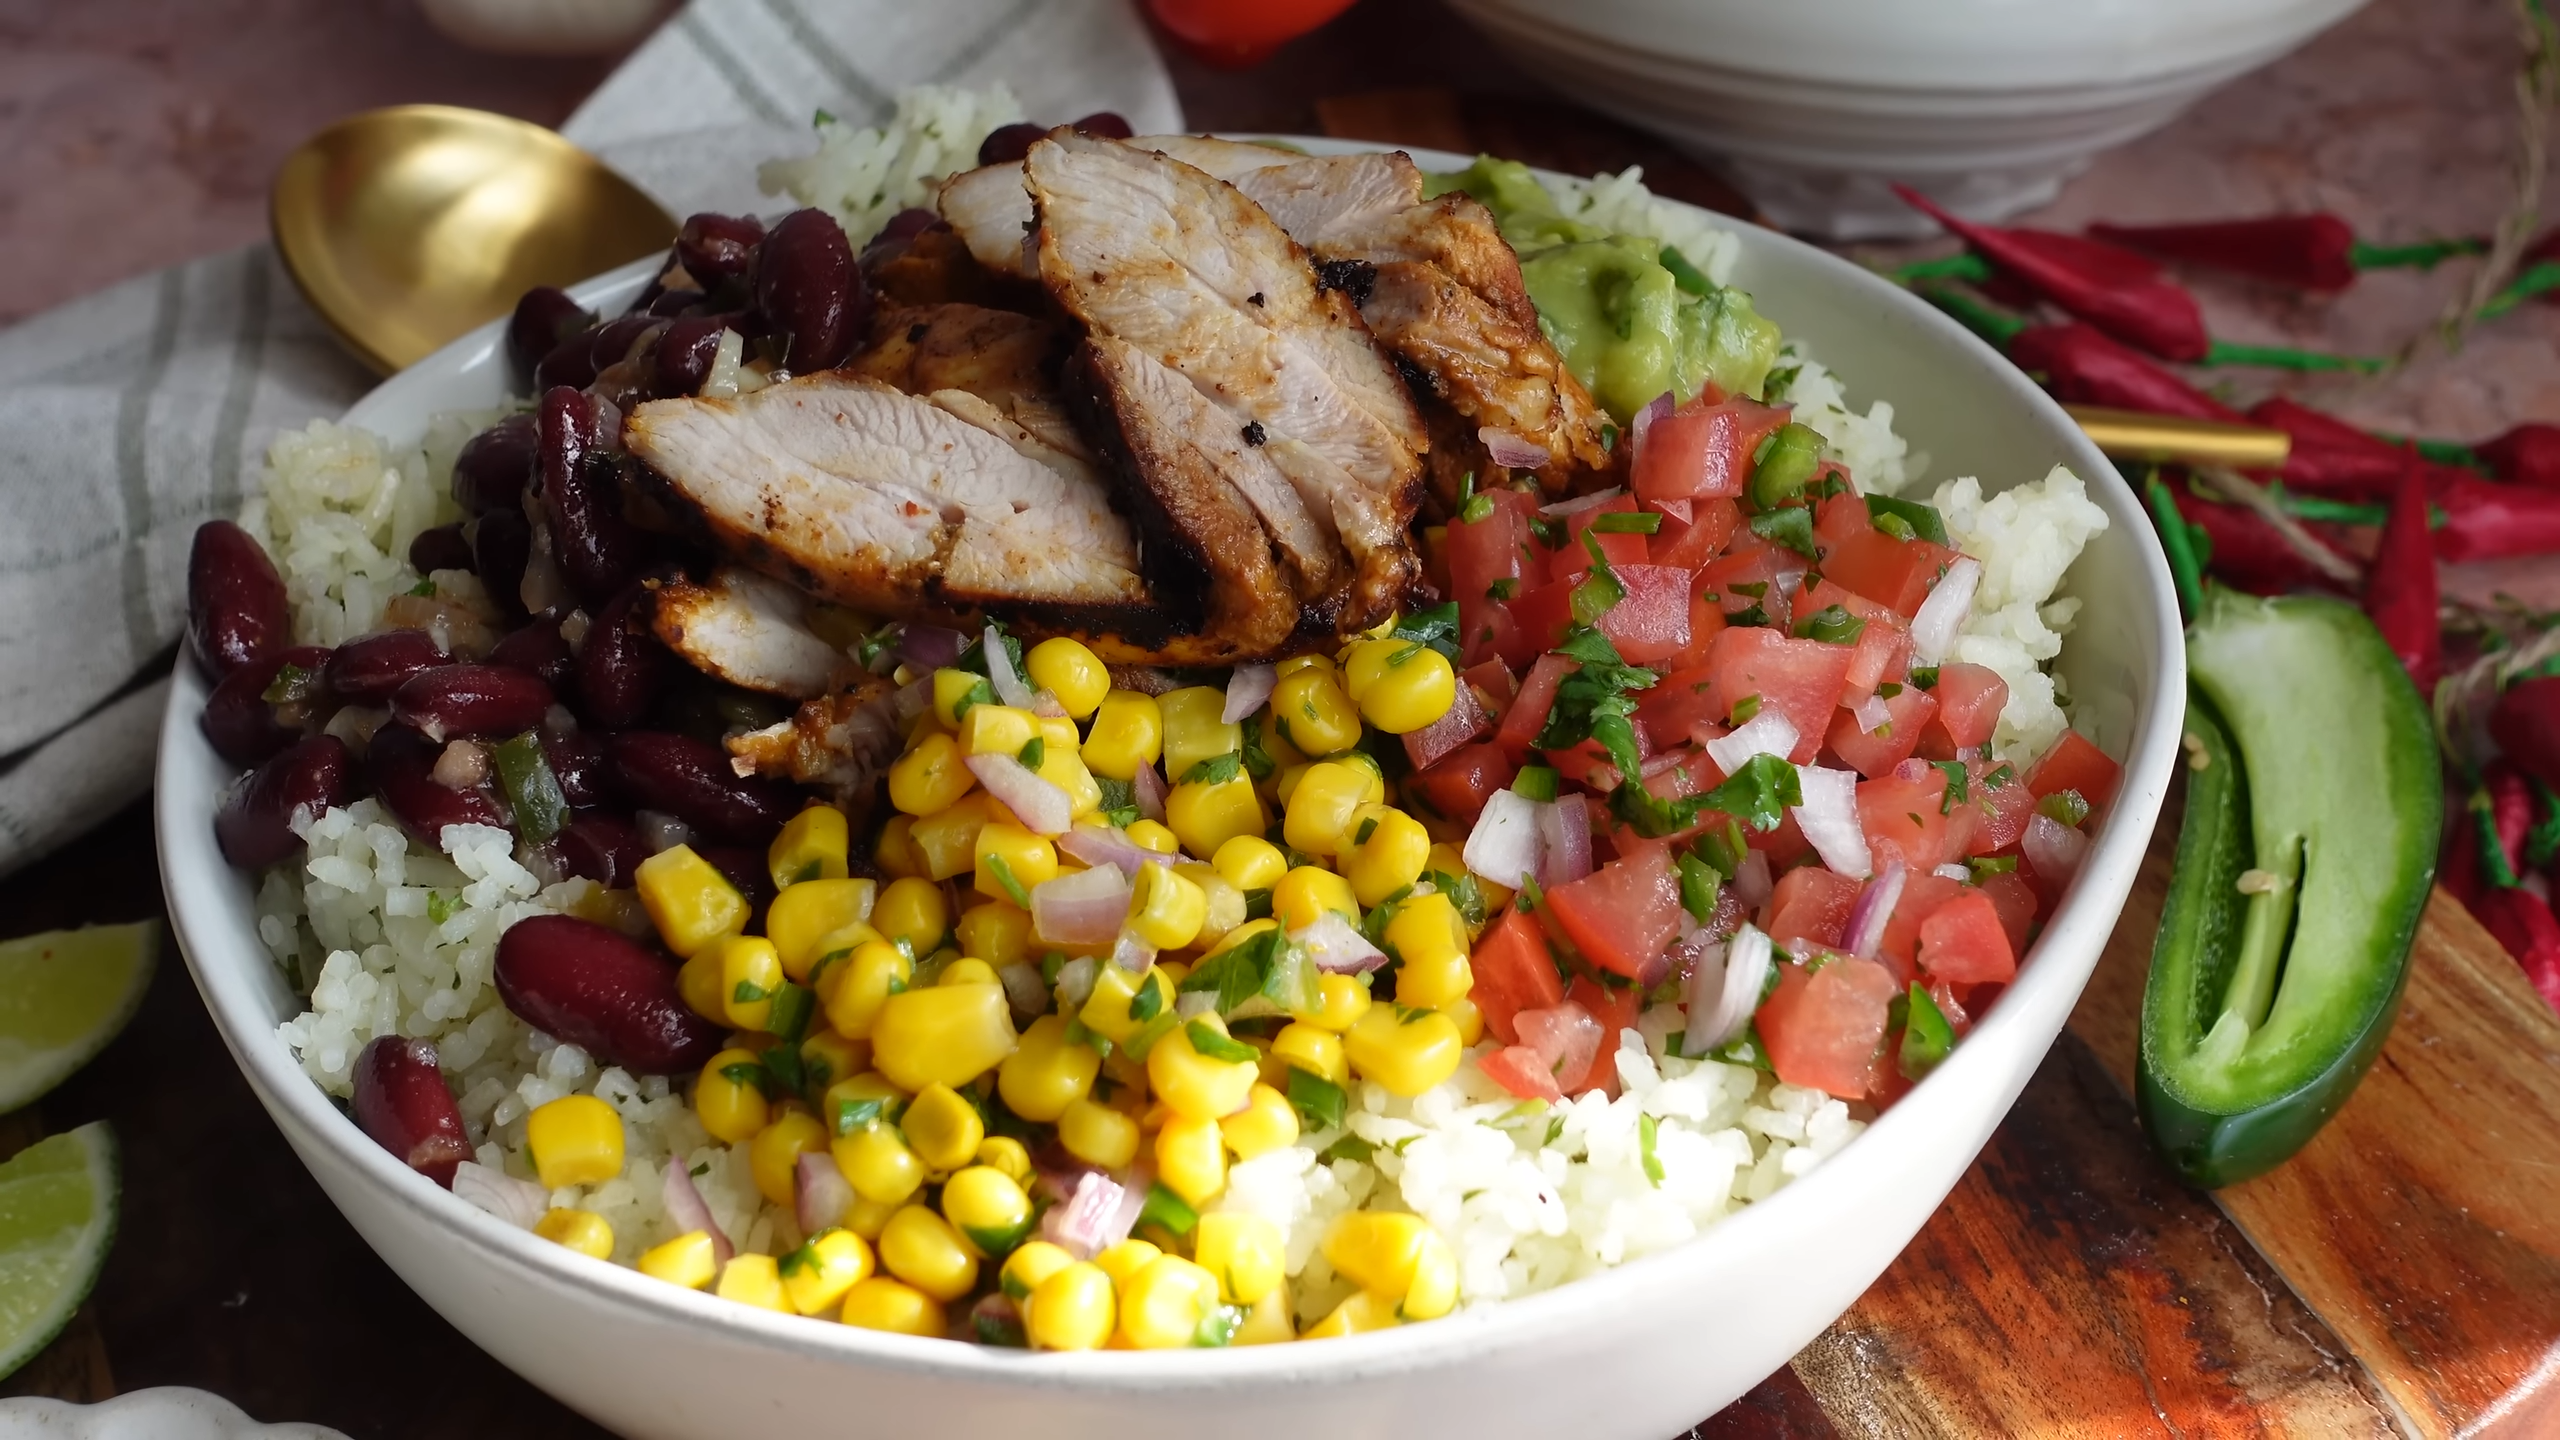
715;1253;788;1311
1001;1239;1077;1301
634;845;749;959
1255;708;1308;772
769;805;851;891
1125;861;1207;950
1156;775;1255;862
1057;1097;1140;1170
889;730;978;817
637;1230;718;1289
1304;972;1373;1032
1300;1288;1398;1339
938;957;996;988
1394;945;1473;1013
1219;1083;1300;1160
899;1083;985;1172
533;1207;613;1260
1361;647;1457;735
1117;1255;1221;1349
907;793;1000;882
955;901;1033;969
1154;1114;1226;1205
1077;964;1175;1046
878;1204;979;1302
870;982;1018;1092
998;1014;1101;1121
781;1227;874;1317
1274;653;1334;680
1334;750;1388;804
1273;761;1312;810
838;1276;943;1337
1024;638;1109;719
821;941;912;1041
1271;1023;1350;1088
1272;865;1359;933
1235;1283;1295;1345
1176;862;1245;948
524;1095;623;1190
766;878;878;981
749;1108;828;1207
798;1028;867;1097
1147;1014;1260;1122
1024;1261;1117;1351
1158;686;1240;783
1444;995;1485;1047
929;667;985;727
1385;892;1472;1006
692;1047;771;1144
1121;819;1176;856
1081;691;1163;780
976;1135;1033;1185
1283;763;1369;858
974;823;1058;905
942;1165;1034;1256
1271;669;1362;756
1342;805;1432;908
1322;1211;1435;1298
1344;1005;1464;1097
1401;1229;1459;1320
1213;835;1288;893
1030;743;1104;820
714;935;785;1032
1194;1211;1285;1306
1204;919;1278;963
872;877;950;957
843;1195;898;1242
958;702;1039;758
1340;638;1401;704
873;814;923;880
831;1119;926;1207
1093;1238;1161;1290
677;949;726;1023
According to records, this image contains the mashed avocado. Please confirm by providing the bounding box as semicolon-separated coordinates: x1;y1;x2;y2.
1428;156;1782;423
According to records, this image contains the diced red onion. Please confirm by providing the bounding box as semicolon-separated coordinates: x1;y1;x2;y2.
1054;956;1099;1009
1222;663;1278;724
1629;391;1674;455
1538;793;1593;885
636;809;695;855
983;625;1036;709
795;1149;854;1234
1641;748;1689;780
1176;991;1218;1020
451;1161;547;1229
1031;864;1131;946
1684;923;1771;1057
1293;910;1387;973
1791;764;1872;880
1894;757;1934;783
1058;823;1153;878
1540;487;1625;517
1732;849;1774;909
1852;694;1892;735
663;1160;735;1265
2023;813;2089;889
1934;863;1971;882
1676;938;1730;1056
1706;710;1799;773
1842;858;1906;961
1909;556;1981;666
1110;928;1158;974
964;752;1072;836
895;624;968;671
1464;788;1545;890
1517;1001;1603;1091
1131;762;1168;823
1481;426;1552;469
997;961;1049;1018
1039;1170;1136;1259
1632;936;1675;990
1032;693;1069;719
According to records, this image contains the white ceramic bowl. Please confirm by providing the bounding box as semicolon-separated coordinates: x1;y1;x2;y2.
1446;0;2370;238
158;143;2183;1439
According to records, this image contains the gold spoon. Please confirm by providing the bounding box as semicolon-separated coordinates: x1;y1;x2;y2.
2065;405;2293;470
271;105;677;375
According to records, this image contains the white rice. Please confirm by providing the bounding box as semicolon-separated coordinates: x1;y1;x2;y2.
1931;466;2112;761
758;83;1026;247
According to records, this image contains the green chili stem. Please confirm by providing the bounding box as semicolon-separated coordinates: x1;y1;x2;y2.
1911;282;2029;349
2146;476;2205;620
2200;341;2385;375
2347;237;2488;271
2480;259;2560;320
1892;253;1995;284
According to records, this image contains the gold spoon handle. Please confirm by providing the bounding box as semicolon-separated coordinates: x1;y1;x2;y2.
2065;404;2293;469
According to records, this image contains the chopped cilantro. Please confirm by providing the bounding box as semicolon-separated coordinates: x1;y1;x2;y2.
1569;531;1625;625
1748;506;1818;559
1909;666;1940;690
1180;751;1245;786
1677;851;1722;922
1532;626;1656;786
1017;736;1045;770
1795;604;1865;646
1929;760;1969;814
984;852;1030;908
1699;753;1802;832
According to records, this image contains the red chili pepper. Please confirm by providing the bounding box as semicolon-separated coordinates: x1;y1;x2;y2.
1895;187;2210;362
2009;323;2246;422
2492;675;2560;794
2476;422;2560;490
2490;764;2536;869
2089;215;2361;292
2472;884;2560;1012
2246;397;2408;499
2161;473;2332;595
2364;451;2442;694
2428;470;2560;561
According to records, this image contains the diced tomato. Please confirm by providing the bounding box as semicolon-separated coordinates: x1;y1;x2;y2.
1544;841;1683;981
1411;742;1517;828
1798;578;1909;701
1875;871;1966;976
1616;749;1730;846
1651;498;1742;570
1515;1001;1605;1093
1931;663;2008;749
1917;890;2016;984
1462;659;1517;721
1756;956;1900;1100
1448;490;1537;669
1495;655;1575;759
1965;760;2036;855
1702;627;1855;762
1595;563;1692;665
1976;870;2038;953
1823;531;1962;618
1631;394;1790;504
1814;493;1875;555
1858;769;1959;872
1635;665;1724;752
1766;866;1861;950
1698;538;1789;612
1566;974;1644;1095
1550;497;1648;580
1469;907;1566;1045
1750;808;1814;869
1545;736;1633;792
2027;728;2122;807
1826;685;1938;779
1478;1044;1566;1102
1502;579;1575;664
1669;573;1731;673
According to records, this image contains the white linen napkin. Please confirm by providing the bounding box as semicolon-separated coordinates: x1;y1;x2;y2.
0;0;1179;877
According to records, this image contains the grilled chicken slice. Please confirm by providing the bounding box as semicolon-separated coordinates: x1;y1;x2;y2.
726;676;924;805
940;135;1301;278
1025;132;1428;634
651;565;857;699
846;303;1089;460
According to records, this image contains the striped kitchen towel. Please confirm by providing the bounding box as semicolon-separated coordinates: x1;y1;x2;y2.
0;0;1179;877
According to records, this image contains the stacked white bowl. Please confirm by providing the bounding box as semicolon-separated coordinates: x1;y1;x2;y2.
1444;0;2373;238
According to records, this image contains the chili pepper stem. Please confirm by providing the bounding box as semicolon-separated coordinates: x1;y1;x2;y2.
2201;341;2387;375
1911;282;2030;348
2347;237;2490;271
1891;253;1995;284
2145;475;2206;620
2481;259;2560;320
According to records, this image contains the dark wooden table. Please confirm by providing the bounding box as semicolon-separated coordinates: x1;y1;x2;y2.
7;0;2560;1434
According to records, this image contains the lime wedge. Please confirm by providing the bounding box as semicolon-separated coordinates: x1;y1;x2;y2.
0;1123;117;1381
0;923;157;1113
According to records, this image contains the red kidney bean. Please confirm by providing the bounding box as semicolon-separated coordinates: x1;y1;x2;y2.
555;813;648;887
493;914;723;1074
541;725;610;810
368;722;506;839
977;122;1048;167
325;629;450;705
508;287;593;384
604;731;795;844
201;645;332;767
677;212;766;286
755;209;865;373
861;207;943;262
652;315;731;398
487;614;574;689
1071;111;1132;139
216;735;355;868
646;288;705;318
351;1036;472;1187
576;581;669;728
390;663;554;742
538;386;647;604
188;520;290;680
407;522;475;576
452;414;539;515
697;844;778;918
472;508;533;619
534;323;603;393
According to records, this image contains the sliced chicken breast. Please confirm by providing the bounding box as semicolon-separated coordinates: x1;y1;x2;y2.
651;565;857;699
727;676;924;806
847;303;1090;461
